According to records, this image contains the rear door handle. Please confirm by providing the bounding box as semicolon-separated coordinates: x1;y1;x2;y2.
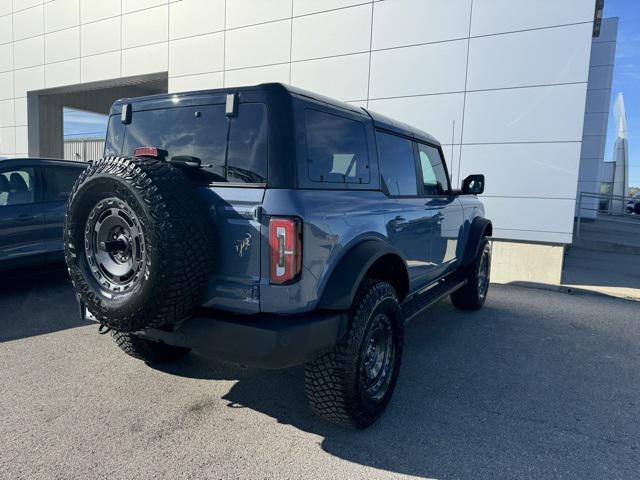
390;215;409;231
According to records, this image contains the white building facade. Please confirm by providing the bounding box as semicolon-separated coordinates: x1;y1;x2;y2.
0;0;610;284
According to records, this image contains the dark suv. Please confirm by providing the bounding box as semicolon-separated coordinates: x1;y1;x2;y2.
0;158;85;271
65;83;491;428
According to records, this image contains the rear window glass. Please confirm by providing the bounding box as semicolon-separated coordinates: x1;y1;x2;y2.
305;109;369;184
119;103;268;184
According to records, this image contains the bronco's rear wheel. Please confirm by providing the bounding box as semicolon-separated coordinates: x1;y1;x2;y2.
65;156;214;332
304;279;404;428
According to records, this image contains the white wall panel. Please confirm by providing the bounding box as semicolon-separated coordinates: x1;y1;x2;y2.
369;93;465;144
122;6;168;49
471;0;595;36
122;43;168;77
0;14;13;44
169;33;224;77
81;17;121;56
14;98;27;125
225;63;290;87
45;58;81;88
13;36;44;69
369;40;467;98
293;0;369;16
80;51;120;82
14;66;44;97
0;0;12;16
45;27;80;64
291;4;371;61
225;20;291;70
44;0;79;33
169;72;224;93
226;0;291;29
15;125;27;153
80;0;120;24
0;99;14;127
0;72;13;100
291;53;369;101
169;0;225;40
0;126;15;154
481;197;576;240
463;84;588;144
13;5;44;40
14;0;42;11
372;0;471;50
122;0;167;14
467;23;592;91
0;43;13;72
459;143;581;198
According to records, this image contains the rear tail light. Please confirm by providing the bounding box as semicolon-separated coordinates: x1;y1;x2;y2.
134;146;160;158
269;217;302;285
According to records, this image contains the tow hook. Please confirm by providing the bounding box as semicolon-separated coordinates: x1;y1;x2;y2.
98;324;112;335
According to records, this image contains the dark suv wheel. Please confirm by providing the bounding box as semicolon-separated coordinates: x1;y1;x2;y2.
65;156;214;332
304;279;404;428
451;237;491;311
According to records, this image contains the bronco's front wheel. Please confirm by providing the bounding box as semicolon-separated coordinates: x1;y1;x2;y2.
304;279;404;428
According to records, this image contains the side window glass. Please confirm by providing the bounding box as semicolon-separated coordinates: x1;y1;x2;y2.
227;103;268;184
0;168;36;206
43;167;84;202
417;143;448;196
305;109;370;184
104;114;124;157
376;131;417;196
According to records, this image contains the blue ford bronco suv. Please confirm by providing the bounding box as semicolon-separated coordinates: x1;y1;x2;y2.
65;83;491;428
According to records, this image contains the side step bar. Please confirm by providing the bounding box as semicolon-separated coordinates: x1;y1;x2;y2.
401;275;467;321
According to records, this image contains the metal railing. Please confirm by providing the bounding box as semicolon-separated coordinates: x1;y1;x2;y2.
576;191;640;237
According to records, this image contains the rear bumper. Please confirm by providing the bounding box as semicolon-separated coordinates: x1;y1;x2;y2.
132;309;347;369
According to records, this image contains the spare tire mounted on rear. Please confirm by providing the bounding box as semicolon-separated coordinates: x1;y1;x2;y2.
65;156;214;332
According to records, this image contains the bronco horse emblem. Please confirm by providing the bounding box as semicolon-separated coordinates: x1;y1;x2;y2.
234;233;252;257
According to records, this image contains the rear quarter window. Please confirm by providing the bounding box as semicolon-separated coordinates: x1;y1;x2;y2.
305;109;370;185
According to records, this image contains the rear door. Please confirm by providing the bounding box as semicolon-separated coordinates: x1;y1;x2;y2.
0;166;45;270
120;100;267;313
41;164;86;264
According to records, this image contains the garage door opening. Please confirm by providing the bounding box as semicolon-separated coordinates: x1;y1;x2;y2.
27;73;168;160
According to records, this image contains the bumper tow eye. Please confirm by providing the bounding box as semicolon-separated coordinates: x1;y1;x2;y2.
98;324;112;335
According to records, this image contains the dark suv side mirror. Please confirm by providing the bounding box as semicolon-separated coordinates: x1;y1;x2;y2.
462;175;485;195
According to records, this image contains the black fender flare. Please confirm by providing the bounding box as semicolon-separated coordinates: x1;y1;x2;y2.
317;240;409;310
461;217;493;266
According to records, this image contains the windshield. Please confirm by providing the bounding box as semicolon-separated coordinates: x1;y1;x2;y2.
106;102;268;184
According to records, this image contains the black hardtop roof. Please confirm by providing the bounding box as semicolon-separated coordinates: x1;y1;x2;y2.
110;82;441;147
0;157;87;167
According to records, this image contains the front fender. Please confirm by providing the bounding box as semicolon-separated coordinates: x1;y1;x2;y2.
461;217;492;266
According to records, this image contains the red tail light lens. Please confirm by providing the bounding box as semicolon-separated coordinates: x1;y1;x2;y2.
269;217;302;285
134;147;159;158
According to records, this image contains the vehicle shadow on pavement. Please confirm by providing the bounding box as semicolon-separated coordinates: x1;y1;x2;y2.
0;268;91;343
151;288;640;479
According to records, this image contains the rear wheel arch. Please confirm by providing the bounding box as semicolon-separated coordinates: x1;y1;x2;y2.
317;240;409;310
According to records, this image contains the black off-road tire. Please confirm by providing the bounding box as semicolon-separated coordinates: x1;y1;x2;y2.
451;237;491;311
112;331;190;364
65;156;214;332
304;279;404;428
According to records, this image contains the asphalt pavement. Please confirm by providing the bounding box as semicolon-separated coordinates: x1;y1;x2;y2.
1;271;639;479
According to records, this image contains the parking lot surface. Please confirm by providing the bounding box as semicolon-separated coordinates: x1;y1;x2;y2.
1;272;639;480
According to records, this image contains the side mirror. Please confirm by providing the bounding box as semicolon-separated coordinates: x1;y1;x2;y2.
462;174;485;195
